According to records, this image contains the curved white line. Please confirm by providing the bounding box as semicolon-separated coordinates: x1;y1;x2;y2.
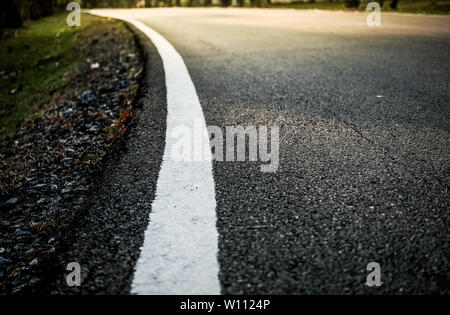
90;10;220;295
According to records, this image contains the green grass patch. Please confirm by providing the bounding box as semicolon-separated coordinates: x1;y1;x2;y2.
0;13;118;139
269;0;450;14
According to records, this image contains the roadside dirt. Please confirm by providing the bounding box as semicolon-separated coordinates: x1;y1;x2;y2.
0;20;144;295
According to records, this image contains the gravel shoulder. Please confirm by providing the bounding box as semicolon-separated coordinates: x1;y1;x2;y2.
0;17;145;295
42;23;168;295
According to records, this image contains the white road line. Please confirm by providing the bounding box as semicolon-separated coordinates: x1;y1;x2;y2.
90;10;221;295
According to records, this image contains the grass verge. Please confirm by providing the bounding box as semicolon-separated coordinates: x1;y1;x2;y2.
0;13;122;139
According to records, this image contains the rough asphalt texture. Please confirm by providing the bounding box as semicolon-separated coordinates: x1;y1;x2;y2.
50;9;449;294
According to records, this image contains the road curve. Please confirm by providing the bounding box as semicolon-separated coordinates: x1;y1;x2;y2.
48;8;450;294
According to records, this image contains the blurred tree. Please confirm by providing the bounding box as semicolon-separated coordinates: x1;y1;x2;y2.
1;0;161;29
40;0;56;15
344;0;360;8
1;0;56;29
29;0;55;20
249;0;269;7
30;1;44;20
390;0;398;9
1;0;24;28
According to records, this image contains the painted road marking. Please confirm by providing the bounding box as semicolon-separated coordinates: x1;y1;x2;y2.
90;10;221;295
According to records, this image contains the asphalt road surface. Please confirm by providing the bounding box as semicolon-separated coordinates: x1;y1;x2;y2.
47;8;450;294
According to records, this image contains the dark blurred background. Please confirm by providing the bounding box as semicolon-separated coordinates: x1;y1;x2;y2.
1;0;449;30
0;1;139;29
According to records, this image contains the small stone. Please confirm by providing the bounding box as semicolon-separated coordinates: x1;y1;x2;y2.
31;238;41;247
11;206;23;214
0;247;5;253
12;284;26;294
0;256;11;266
29;277;41;286
90;62;100;70
61;187;72;194
60;157;73;163
6;197;18;205
14;229;32;236
48;237;55;244
29;258;39;266
79;90;96;104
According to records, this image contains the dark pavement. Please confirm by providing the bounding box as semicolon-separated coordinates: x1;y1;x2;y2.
50;8;450;294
